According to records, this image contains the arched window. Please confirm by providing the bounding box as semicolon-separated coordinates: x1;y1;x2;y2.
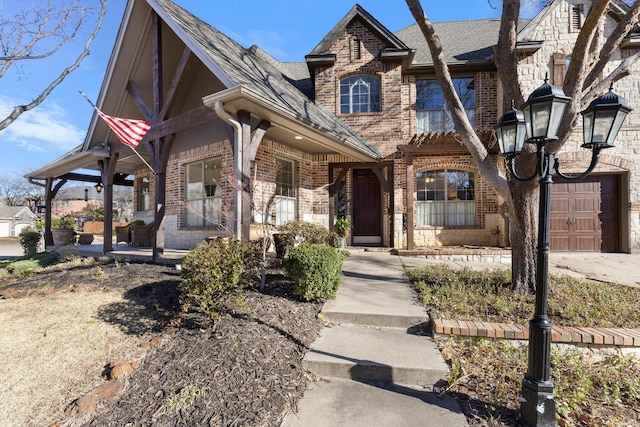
415;169;475;226
340;75;381;114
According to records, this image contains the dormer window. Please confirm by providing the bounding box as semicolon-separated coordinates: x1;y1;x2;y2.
340;74;381;114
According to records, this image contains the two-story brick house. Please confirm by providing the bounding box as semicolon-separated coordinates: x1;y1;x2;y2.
27;0;640;254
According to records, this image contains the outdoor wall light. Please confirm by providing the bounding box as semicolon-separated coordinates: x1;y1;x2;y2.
495;79;631;427
95;182;104;194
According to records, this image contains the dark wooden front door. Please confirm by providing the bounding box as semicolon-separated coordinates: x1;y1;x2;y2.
352;169;382;245
550;175;620;252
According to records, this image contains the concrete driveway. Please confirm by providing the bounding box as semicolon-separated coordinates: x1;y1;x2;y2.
0;242;23;259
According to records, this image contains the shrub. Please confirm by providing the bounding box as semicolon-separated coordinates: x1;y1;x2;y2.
275;221;338;254
19;226;41;257
51;216;76;229
180;239;259;318
284;243;346;301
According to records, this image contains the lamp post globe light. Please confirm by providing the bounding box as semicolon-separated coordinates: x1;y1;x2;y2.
495;79;631;427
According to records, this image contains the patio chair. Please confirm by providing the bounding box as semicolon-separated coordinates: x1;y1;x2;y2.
132;224;153;247
115;223;132;246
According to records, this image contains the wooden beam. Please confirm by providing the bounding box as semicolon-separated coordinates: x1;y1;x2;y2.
58;172;133;186
126;81;154;122
151;12;163;121
142;105;218;142
248;119;270;161
98;153;119;253
159;47;192;120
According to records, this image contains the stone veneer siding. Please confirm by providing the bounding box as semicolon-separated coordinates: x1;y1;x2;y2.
516;0;640;251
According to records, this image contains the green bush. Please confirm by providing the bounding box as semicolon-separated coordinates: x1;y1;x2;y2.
276;221;338;253
19;227;41;257
180;239;259;318
284;243;346;301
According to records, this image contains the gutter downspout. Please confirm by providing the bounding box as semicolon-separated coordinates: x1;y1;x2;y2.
213;101;242;241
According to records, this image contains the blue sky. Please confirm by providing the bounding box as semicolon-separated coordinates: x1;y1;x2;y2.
0;0;541;180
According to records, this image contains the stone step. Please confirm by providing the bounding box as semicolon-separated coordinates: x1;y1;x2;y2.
302;324;449;386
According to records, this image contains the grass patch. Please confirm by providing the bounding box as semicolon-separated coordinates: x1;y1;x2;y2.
439;336;640;425
406;264;640;328
1;251;61;280
408;263;640;425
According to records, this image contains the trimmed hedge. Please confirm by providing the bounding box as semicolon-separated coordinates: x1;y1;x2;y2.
284;243;347;301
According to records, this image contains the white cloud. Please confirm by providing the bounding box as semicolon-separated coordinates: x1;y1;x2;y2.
0;98;85;152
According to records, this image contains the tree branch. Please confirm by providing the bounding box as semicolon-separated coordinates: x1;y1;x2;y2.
0;0;106;132
405;0;510;200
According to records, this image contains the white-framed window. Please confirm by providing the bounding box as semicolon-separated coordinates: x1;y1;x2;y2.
275;158;296;226
416;169;475;226
137;177;150;211
340;74;381;114
416;78;475;133
184;158;222;227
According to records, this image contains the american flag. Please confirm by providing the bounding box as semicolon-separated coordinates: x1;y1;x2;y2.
97;110;151;148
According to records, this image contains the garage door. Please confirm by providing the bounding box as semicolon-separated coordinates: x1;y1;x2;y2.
0;221;9;237
550;175;619;252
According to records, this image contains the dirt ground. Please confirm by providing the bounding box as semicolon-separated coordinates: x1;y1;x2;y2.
0;256;323;427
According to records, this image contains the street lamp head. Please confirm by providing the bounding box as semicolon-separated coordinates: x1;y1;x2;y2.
496;100;527;157
522;76;571;142
581;84;632;149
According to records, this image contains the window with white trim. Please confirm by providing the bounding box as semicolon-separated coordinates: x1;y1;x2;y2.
416;169;475;226
275;158;296;226
137;177;150;211
416;78;475;133
184;158;221;227
340;74;381;114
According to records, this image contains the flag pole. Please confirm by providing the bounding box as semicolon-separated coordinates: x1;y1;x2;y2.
79;91;154;173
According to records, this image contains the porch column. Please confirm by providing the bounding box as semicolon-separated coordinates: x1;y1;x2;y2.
405;153;415;250
98;152;119;253
238;110;269;241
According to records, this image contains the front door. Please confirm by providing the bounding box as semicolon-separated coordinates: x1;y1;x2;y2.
352;169;382;245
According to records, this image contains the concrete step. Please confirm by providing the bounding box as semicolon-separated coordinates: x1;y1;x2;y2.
302;324;449;387
321;310;428;328
280;378;467;427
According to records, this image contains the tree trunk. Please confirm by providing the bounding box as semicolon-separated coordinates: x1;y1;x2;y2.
509;175;538;294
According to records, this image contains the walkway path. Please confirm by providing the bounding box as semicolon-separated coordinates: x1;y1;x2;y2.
281;251;468;427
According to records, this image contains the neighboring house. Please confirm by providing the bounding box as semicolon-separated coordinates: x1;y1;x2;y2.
0;205;38;238
25;0;640;255
51;186;104;219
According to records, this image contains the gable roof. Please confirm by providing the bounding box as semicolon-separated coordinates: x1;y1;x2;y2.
149;0;382;160
310;4;411;56
0;205;37;220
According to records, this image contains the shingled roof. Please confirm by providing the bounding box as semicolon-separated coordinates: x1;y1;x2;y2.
151;0;382;160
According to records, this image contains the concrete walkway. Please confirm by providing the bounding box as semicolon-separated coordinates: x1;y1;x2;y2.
281;251;468;427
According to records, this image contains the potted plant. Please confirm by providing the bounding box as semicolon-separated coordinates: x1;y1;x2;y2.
273;221;300;259
334;217;351;248
51;216;76;246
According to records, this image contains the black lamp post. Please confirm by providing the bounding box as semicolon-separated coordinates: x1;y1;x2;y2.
496;79;631;427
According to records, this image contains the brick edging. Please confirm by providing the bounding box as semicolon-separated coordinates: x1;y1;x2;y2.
432;319;640;347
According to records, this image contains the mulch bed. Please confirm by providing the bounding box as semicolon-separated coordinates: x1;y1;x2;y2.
1;257;323;427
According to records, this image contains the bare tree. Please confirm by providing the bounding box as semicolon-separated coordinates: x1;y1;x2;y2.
0;0;107;131
0;175;28;206
406;0;640;292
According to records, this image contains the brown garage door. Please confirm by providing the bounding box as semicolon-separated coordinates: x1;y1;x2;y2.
550;175;619;252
